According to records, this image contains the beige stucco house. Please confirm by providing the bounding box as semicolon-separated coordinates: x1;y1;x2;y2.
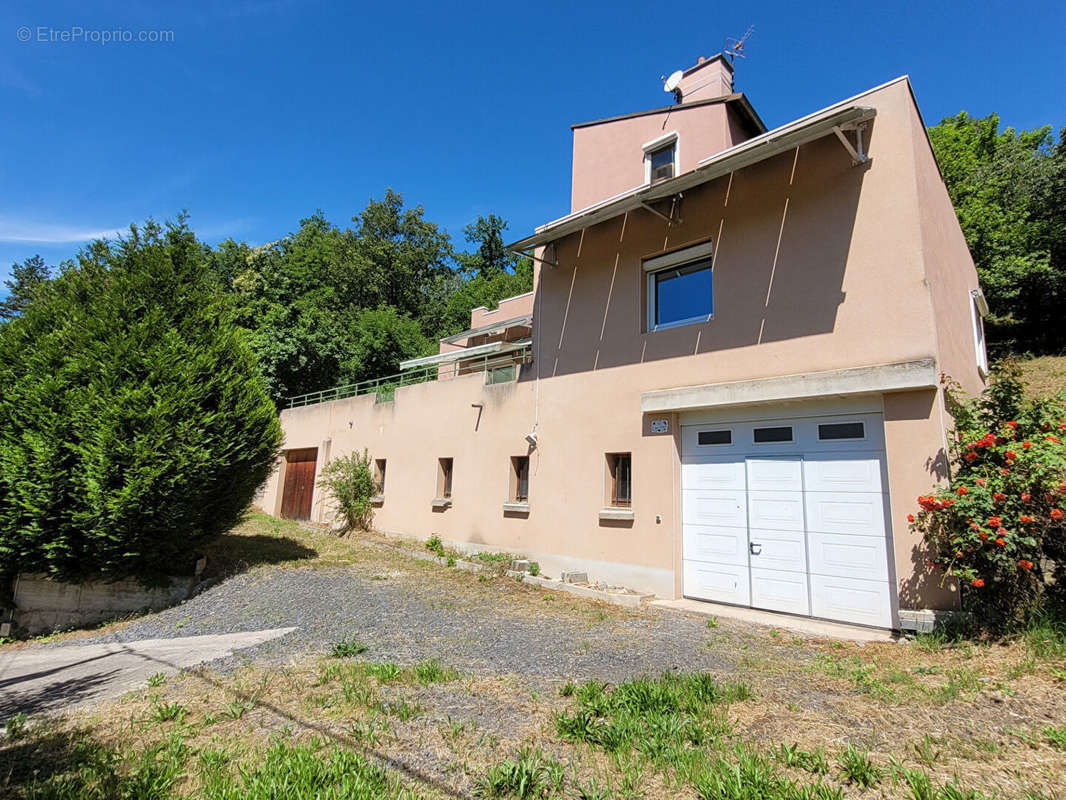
261;54;988;630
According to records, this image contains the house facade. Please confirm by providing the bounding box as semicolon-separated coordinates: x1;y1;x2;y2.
260;54;987;630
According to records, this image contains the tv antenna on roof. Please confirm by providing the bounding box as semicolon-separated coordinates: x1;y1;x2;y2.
724;25;754;64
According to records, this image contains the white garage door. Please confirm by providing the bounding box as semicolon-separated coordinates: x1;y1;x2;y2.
681;412;894;628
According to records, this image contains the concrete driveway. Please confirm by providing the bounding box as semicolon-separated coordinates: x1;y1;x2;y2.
0;627;295;719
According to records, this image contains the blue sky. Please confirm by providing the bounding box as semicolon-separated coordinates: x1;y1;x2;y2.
2;0;1064;286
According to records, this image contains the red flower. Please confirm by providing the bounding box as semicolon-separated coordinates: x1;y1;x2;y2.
971;578;985;588
957;486;969;496
988;516;1002;527
965;452;978;462
907;513;915;523
1018;560;1033;571
1023;441;1032;450
1022;493;1031;502
997;527;1008;535
1052;509;1064;521
1001;468;1011;475
1005;451;1017;460
978;531;989;541
1006;421;1018;429
993;492;1006;502
1020;515;1034;524
969;522;980;530
995;537;1007;547
1046;435;1061;444
976;478;987;487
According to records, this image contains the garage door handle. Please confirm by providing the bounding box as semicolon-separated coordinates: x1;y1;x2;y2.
749;542;762;556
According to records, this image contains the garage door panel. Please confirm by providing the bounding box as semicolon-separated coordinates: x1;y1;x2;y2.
683;560;751;606
751;567;810;615
681;460;746;491
803;456;884;493
809;531;889;581
746;458;802;491
683;525;749;566
747;529;807;572
747;491;804;531
682;490;746;527
811;575;893;628
805;491;886;536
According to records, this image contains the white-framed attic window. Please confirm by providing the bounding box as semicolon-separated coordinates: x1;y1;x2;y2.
643;131;678;185
971;288;989;376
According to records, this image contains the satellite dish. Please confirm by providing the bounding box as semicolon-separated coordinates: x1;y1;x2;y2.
663;70;684;93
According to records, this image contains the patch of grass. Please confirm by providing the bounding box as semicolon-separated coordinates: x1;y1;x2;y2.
425;534;445;557
527;562;540;577
364;662;403;683
814;655;896;701
1015;354;1066;399
329;637;368;659
199;737;413;799
220;698;255;720
836;744;882;788
146;672;166;688
771;742;829;774
1042;724;1066;750
706;616;718;628
414;659;460;685
474;747;564;798
4;713;28;740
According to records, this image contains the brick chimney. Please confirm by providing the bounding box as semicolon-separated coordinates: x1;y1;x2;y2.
675;54;734;103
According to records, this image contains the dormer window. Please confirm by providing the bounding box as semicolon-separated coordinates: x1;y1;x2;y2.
643;132;678;185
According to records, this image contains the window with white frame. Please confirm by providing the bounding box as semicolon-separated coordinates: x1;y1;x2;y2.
644;241;714;330
971;289;989;375
643;132;678;184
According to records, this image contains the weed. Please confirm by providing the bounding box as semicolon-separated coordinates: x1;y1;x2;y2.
446;553;456;567
426;534;445;557
221;698;255;720
414;659;459;684
1042;724;1066;750
146;672;166;688
4;712;27;740
772;743;829;775
706;616;718;628
912;734;941;767
329;636;368;658
474;746;561;798
560;682;577;697
149;701;188;725
350;718;388;746
528;562;540;576
836;744;882;788
364;662;404;683
376;699;421;721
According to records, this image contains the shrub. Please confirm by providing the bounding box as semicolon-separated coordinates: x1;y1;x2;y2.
317;449;376;531
0;218;281;584
909;362;1066;626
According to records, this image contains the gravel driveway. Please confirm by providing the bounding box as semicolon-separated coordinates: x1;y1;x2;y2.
31;563;741;683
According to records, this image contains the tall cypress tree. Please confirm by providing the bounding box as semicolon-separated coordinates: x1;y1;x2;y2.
0;217;281;583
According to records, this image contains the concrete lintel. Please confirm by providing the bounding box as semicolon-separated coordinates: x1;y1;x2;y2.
640;358;938;413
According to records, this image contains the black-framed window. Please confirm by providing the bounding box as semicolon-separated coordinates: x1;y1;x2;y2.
607;453;632;507
698;429;732;446
648;143;675;183
753;426;793;443
818;422;865;441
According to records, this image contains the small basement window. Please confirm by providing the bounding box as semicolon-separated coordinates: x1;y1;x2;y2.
606;453;632;507
510;456;530;502
753;426;793;444
698;429;732;446
373;459;387;494
818;422;865;441
437;458;453;499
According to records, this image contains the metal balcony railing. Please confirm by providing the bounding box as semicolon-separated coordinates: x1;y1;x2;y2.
285;344;532;409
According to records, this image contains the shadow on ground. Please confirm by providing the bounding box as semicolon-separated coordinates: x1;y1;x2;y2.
203;533;318;577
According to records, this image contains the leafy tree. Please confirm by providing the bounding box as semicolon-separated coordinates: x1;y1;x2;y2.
0;217;281;583
457;213;521;279
928;113;1066;355
0;255;53;321
341;306;430;384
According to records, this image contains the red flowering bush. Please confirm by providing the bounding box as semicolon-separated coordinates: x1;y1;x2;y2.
910;362;1066;627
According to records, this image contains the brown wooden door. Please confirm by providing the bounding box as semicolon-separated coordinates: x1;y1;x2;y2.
280;448;318;520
